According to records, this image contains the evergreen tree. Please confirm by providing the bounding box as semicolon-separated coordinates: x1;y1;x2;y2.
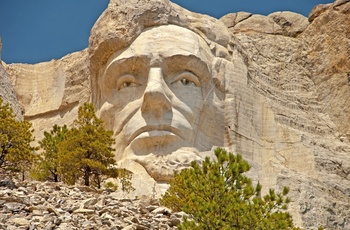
161;147;300;230
57;102;130;189
0;97;36;178
33;124;68;182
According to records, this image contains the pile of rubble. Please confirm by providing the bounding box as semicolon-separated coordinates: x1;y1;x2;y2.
0;179;186;229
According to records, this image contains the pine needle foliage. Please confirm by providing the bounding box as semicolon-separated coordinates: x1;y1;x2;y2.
55;102;133;191
161;147;300;230
0;97;36;177
33;124;69;182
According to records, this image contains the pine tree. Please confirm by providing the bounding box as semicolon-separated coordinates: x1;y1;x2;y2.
57;102;131;189
161;147;300;230
33;124;68;182
0;97;36;178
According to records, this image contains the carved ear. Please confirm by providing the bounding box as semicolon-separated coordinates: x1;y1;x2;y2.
211;58;230;95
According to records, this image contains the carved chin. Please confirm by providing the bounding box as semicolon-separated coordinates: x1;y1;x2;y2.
130;147;203;182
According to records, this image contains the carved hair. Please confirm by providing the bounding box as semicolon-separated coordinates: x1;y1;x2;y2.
89;0;233;106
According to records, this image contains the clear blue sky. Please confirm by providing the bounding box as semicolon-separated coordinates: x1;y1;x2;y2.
0;0;333;64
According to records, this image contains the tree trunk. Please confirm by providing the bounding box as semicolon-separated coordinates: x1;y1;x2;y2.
95;174;101;189
21;170;25;181
84;167;91;186
52;169;59;182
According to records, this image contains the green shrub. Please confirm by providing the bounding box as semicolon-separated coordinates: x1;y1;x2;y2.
0;97;36;179
161;147;300;230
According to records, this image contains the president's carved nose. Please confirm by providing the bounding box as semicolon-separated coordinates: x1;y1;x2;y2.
141;68;171;119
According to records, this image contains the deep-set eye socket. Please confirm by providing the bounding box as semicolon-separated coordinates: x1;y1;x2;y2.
179;78;195;86
171;71;200;87
117;75;141;90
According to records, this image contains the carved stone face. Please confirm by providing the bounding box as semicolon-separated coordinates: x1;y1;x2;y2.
97;25;222;180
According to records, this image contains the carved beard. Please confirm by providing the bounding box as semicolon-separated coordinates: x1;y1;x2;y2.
129;147;205;182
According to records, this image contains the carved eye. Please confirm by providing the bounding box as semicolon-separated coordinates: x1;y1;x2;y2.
180;78;196;86
172;72;200;87
117;75;140;90
120;81;138;89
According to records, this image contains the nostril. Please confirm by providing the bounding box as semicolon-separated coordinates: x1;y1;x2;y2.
141;88;172;119
141;89;171;115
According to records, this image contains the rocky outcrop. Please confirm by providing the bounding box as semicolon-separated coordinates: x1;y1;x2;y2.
0;61;23;119
220;11;308;37
0;179;183;229
301;1;350;139
5;50;90;142
220;1;350;228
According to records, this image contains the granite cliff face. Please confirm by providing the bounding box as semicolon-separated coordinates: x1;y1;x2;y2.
0;61;22;119
4;50;90;141
1;0;350;228
220;1;350;228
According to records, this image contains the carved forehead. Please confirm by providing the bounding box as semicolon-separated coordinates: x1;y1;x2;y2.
90;0;232;106
107;25;214;66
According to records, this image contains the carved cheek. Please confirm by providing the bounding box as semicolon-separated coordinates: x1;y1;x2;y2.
102;83;145;109
170;85;204;126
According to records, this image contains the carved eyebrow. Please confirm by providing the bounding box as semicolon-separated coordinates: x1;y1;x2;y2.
101;56;149;90
105;56;150;72
163;55;210;82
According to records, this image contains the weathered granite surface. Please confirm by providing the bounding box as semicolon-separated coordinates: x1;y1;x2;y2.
5;50;90;142
1;0;350;228
0;61;22;119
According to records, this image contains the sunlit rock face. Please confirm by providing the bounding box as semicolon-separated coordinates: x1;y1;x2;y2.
94;25;225;182
4;0;350;228
5;50;90;142
88;0;232;189
0;61;22;119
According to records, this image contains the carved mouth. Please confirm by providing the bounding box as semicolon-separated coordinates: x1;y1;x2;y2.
127;125;183;144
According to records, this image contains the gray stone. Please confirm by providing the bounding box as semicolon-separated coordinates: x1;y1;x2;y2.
308;3;332;22
268;11;308;37
169;216;181;227
145;205;158;212
0;62;23;118
3;202;26;212
17;186;28;194
72;208;95;214
47;205;60;216
101;212;114;220
151;207;171;215
0;179;17;189
334;0;350;7
81;197;98;208
124;216;139;224
229;14;283;34
32;209;44;216
10;218;30;226
219;12;252;28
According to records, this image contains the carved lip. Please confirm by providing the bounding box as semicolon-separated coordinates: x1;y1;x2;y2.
128;125;183;144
